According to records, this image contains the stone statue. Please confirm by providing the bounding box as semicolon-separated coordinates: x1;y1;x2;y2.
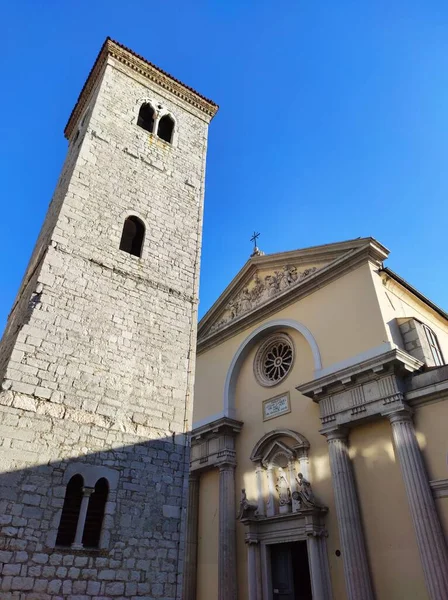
276;472;291;512
295;472;321;508
237;488;258;521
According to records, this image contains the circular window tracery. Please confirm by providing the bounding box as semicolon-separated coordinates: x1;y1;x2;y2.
254;333;295;387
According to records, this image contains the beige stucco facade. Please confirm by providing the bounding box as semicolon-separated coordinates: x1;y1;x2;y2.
186;238;448;600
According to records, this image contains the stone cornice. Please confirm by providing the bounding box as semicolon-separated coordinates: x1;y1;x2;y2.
297;348;423;399
191;416;243;441
198;238;389;353
65;38;218;139
190;416;243;473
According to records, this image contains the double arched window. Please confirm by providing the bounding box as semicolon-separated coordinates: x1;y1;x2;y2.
136;103;175;144
120;216;145;257
56;475;109;549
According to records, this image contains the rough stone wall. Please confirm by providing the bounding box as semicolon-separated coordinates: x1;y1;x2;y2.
0;54;211;599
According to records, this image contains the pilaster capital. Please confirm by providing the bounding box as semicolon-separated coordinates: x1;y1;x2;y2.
217;461;236;472
189;472;200;484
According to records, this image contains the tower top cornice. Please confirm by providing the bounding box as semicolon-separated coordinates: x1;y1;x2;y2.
64;37;219;139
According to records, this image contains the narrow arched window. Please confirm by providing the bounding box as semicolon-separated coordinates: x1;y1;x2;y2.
56;474;83;547
137;103;155;133
119;216;145;257
82;478;109;548
157;114;175;143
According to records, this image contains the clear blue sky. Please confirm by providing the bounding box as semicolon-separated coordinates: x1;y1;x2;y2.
1;1;448;332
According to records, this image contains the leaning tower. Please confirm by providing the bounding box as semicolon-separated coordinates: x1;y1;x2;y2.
0;38;217;599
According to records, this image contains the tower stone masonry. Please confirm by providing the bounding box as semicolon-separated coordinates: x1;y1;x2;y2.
0;38;217;599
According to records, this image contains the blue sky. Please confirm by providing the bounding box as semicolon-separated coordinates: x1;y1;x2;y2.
1;1;448;332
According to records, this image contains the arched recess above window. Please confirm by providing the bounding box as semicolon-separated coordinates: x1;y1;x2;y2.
137;103;155;133
119;216;145;257
157;114;175;143
82;478;109;548
56;474;84;547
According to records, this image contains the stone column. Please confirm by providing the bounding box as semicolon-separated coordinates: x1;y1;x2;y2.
218;463;237;600
246;539;262;600
71;486;94;549
388;410;448;600
325;428;375;600
183;473;200;600
266;465;276;517
255;464;265;517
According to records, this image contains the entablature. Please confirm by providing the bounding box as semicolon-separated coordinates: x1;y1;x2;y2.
190;416;243;472
297;348;423;429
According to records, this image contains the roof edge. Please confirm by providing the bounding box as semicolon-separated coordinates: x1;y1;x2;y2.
381;267;448;322
64;38;219;139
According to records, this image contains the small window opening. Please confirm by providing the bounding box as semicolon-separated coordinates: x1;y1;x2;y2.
119;216;145;257
82;478;109;548
157;114;174;143
137;103;155;133
56;474;83;547
423;324;444;366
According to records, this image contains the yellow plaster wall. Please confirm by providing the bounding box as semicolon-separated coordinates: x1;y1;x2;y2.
414;401;448;542
196;469;219;600
371;266;448;357
233;328;346;599
350;421;428;600
194;262;388;425
193;259;448;600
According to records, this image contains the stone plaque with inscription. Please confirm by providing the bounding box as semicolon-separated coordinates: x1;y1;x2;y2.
263;392;291;421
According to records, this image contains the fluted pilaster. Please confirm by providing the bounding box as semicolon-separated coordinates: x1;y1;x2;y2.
307;533;333;600
246;539;262;600
183;474;200;600
388;410;448;600
219;463;237;600
325;428;375;600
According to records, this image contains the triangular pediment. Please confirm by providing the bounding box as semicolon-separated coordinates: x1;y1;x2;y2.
198;238;389;345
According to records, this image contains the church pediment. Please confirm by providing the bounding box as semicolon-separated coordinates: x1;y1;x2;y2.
198;238;389;345
206;263;321;336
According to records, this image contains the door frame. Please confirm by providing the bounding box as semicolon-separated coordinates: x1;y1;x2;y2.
244;511;333;600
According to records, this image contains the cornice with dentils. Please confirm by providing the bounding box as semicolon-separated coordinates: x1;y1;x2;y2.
65;38;219;139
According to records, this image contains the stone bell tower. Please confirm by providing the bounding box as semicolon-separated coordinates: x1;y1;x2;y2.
0;39;217;599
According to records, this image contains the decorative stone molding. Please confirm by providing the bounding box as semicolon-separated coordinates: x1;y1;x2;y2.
242;510;332;600
297;348;423;429
198;238;389;351
190;417;243;473
210;267;317;334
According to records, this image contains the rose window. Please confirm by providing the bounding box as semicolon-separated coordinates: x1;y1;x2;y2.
254;333;295;387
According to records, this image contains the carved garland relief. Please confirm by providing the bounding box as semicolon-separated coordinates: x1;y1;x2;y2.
209;265;318;334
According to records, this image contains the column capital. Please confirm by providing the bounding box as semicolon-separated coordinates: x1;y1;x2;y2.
384;407;413;425
81;486;95;497
322;425;349;442
217;460;236;472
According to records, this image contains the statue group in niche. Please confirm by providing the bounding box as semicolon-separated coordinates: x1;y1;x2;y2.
237;471;322;521
211;265;318;333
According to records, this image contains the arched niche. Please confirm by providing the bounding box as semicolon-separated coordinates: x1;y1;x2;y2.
224;319;321;420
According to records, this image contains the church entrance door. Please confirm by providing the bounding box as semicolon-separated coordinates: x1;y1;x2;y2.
270;541;312;600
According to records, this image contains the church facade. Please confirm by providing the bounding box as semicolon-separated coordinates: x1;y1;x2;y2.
0;40;217;598
187;238;448;600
